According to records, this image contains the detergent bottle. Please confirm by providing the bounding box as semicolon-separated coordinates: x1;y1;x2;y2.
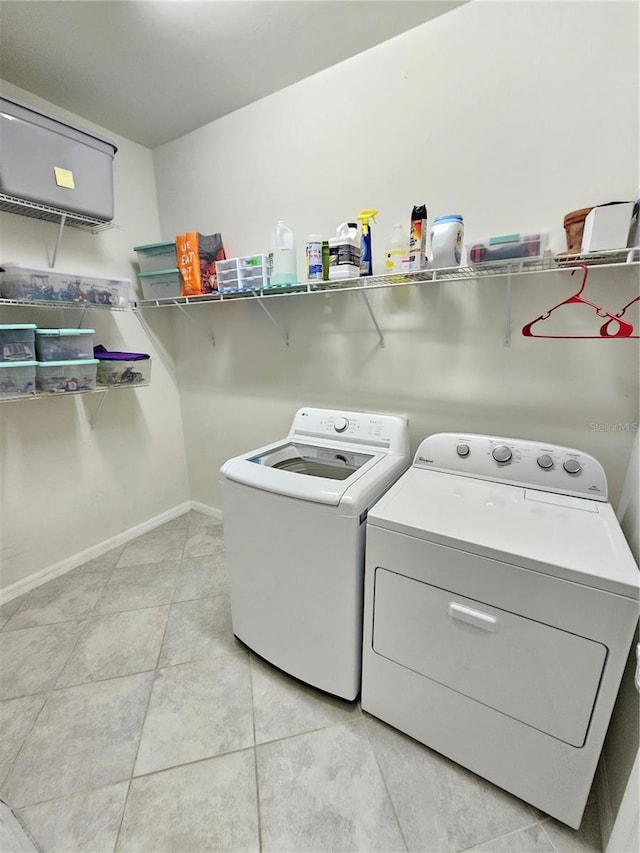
328;222;360;281
357;209;379;276
384;223;408;274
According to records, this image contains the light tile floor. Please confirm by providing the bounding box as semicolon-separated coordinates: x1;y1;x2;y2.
0;511;603;853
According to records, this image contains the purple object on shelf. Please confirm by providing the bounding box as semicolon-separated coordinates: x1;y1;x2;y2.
94;344;149;361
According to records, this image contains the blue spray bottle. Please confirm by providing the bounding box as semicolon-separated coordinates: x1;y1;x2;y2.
357;209;379;276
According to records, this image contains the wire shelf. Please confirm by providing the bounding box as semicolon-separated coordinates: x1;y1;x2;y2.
0;193;116;233
135;250;640;309
0;296;133;311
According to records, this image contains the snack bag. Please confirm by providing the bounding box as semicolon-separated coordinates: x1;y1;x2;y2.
176;232;226;296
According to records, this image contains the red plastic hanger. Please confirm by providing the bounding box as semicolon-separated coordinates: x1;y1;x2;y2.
522;264;635;338
600;296;640;338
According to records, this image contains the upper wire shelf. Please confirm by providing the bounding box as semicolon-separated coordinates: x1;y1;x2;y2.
134;249;640;308
0;193;116;233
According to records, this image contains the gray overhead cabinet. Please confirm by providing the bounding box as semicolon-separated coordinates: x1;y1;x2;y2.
0;93;117;221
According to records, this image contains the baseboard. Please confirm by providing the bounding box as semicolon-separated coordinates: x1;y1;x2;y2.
190;501;223;522
0;502;192;606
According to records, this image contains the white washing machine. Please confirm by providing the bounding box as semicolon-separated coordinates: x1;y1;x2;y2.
361;433;639;829
220;407;410;700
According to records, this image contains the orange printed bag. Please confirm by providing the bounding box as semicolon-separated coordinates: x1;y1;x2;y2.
176;232;226;296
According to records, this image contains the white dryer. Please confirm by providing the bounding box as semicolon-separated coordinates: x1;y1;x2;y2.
220;407;410;700
362;433;639;829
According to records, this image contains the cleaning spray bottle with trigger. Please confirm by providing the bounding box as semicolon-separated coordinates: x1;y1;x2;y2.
357;209;379;277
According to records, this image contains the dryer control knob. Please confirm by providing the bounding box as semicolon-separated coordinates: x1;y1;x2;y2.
334;417;349;433
537;454;554;470
563;458;582;475
456;444;470;457
492;444;512;464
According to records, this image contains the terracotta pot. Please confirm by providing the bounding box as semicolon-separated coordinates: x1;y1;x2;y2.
563;207;594;254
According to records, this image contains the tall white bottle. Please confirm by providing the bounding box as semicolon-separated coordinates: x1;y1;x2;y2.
268;221;297;285
384;223;408;274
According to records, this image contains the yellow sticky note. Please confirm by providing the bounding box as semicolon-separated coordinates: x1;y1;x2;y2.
54;167;75;189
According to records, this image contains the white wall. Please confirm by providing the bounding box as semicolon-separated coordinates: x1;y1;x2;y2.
152;0;639;513
0;81;190;593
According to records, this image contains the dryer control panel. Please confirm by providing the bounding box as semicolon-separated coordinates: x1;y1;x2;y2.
291;407;410;453
414;433;608;500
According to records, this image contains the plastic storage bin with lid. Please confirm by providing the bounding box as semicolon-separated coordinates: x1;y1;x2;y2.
0;324;37;362
134;241;177;273
94;344;151;387
35;328;95;362
138;269;183;300
36;359;98;394
0;360;36;399
0;263;130;307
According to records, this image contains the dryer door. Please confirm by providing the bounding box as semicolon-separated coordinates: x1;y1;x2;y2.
372;568;607;747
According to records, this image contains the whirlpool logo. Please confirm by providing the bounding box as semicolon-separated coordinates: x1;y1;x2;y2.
417;456;434;464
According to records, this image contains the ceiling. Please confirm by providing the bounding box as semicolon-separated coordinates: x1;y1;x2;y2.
0;1;465;149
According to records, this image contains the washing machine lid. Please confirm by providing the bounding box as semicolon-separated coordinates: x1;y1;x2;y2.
368;468;640;599
220;407;411;506
222;439;387;505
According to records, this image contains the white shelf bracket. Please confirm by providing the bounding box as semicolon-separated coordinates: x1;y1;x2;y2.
89;389;108;429
504;268;513;347
253;296;289;346
360;290;384;348
173;301;215;347
50;213;67;268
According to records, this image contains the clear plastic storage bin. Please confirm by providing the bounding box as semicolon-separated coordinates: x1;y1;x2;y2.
138;269;182;300
35;328;95;362
0;360;36;399
0;324;37;362
96;358;151;388
134;241;178;273
466;233;548;265
215;255;269;292
36;359;98;394
0;263;130;307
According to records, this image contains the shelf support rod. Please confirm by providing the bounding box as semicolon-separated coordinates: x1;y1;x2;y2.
89;389;108;429
173;301;215;347
504;268;513;347
254;296;289;346
51;213;67;268
360;290;384;348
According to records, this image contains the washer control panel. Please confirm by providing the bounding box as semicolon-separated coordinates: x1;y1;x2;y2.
292;408;410;453
414;433;608;500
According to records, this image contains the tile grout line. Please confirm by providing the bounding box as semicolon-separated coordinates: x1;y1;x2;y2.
455;815;556;852
248;652;264;853
360;715;410;852
111;778;132;852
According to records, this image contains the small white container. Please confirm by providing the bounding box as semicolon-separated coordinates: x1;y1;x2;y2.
216;255;269;292
306;235;324;281
430;215;464;269
328;223;360;281
581;203;635;253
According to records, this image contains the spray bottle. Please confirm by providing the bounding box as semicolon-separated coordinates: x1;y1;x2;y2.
357;209;379;277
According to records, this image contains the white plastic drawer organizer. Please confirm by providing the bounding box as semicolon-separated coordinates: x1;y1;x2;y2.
361;433;639;830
